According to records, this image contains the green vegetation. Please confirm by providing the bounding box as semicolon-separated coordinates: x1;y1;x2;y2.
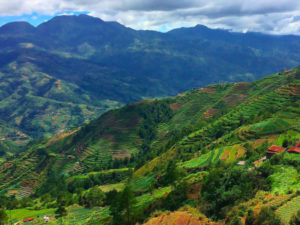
2;14;300;153
268;166;300;194
0;67;300;224
276;196;300;224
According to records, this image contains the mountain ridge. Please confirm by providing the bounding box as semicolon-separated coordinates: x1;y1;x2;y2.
1;14;300;152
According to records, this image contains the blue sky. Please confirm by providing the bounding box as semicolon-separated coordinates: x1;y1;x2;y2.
0;11;88;27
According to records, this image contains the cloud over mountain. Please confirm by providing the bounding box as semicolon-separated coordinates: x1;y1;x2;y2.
0;0;300;34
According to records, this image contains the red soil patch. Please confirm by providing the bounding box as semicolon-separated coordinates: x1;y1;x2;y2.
83;109;94;115
4;162;14;168
200;87;216;94
250;136;278;148
143;212;206;225
111;149;131;159
232;82;251;92
236;148;245;159
287;85;300;95
276;84;300;96
113;153;131;159
47;129;78;147
170;103;184;110
220;149;231;160
20;179;39;189
202;108;219;119
8;190;20;195
188;182;202;202
223;94;248;107
143;211;223;225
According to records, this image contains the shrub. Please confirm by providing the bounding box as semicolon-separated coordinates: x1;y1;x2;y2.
254;207;282;225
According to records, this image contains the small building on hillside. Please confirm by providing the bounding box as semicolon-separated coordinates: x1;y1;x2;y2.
294;141;300;147
237;160;246;166
266;145;286;158
287;146;300;154
67;155;75;159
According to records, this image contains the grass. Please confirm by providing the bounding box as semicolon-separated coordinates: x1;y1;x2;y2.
284;153;300;162
8;208;55;223
8;206;111;225
132;174;156;193
250;118;290;135
72;168;129;179
135;186;172;210
99;182;124;192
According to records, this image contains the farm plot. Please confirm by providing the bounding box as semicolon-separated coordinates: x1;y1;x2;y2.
276;196;300;224
268;166;300;194
181;144;245;168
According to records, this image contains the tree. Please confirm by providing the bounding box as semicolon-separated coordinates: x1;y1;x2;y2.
110;182;136;225
0;209;8;225
230;216;243;225
161;160;179;185
55;197;67;225
163;181;188;211
245;209;254;225
254;207;282;225
80;187;105;208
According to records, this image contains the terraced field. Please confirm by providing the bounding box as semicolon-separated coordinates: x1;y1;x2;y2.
276;195;300;224
8;206;110;225
134;186;172;210
181;144;245;168
268;166;300;194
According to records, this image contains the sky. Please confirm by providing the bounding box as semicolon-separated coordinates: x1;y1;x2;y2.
0;0;300;34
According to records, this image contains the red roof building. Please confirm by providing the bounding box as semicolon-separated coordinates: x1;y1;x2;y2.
294;141;300;147
287;146;300;154
266;145;286;158
23;217;34;222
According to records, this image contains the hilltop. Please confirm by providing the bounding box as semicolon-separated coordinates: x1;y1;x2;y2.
0;67;299;224
1;14;300;151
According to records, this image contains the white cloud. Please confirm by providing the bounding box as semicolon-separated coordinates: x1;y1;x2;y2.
0;0;300;34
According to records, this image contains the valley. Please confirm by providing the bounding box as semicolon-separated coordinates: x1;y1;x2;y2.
0;67;299;224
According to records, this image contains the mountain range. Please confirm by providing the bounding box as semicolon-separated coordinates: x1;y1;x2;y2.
1;14;300;151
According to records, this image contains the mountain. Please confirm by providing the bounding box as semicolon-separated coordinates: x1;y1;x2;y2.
1;14;300;150
0;67;299;224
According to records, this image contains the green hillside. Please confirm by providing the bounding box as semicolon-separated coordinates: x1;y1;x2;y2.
0;67;299;224
2;14;300;153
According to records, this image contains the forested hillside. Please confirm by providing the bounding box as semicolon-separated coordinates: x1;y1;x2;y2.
1;14;300;150
0;67;299;224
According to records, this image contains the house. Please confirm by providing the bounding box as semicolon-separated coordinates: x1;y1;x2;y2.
266;145;286;158
287;146;300;154
294;141;300;147
67;155;75;159
23;217;34;222
237;160;246;166
43;216;50;222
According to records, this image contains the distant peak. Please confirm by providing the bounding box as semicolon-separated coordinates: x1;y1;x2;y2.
1;21;34;28
194;24;209;29
0;21;35;33
47;14;103;23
